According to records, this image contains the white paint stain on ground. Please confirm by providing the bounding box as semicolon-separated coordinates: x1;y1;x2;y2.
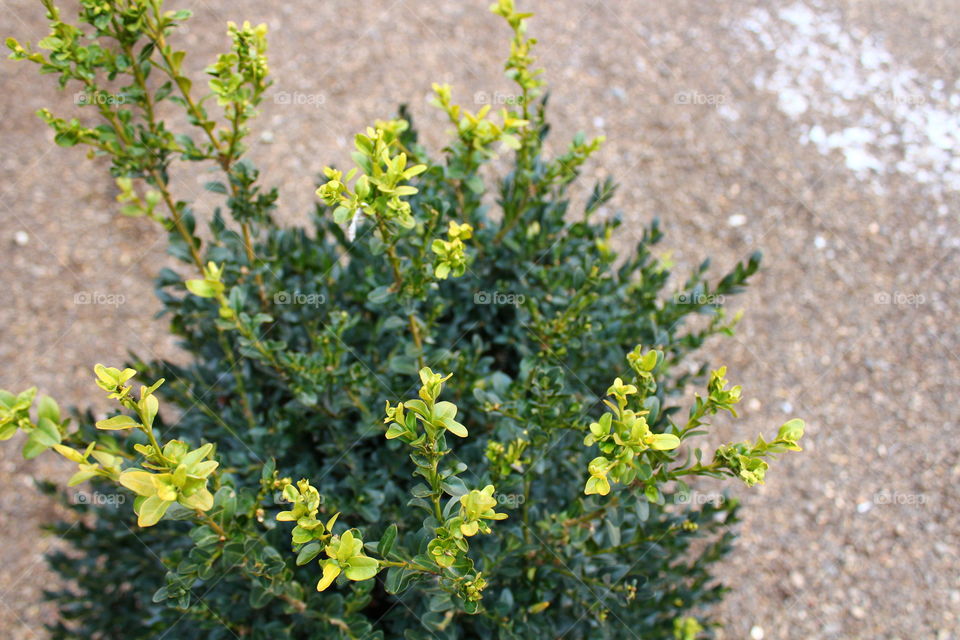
736;2;960;199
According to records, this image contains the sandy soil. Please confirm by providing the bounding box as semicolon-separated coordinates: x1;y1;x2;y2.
1;1;957;638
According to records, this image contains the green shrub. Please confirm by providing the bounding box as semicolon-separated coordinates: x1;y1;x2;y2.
3;1;804;638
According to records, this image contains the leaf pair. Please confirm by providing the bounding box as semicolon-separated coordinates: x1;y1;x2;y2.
316;529;379;591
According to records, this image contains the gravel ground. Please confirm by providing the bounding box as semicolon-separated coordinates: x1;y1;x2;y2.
1;1;958;638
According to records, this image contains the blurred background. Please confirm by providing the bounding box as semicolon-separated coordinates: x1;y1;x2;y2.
1;1;958;638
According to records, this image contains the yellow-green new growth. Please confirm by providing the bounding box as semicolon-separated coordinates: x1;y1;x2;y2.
458;485;508;536
384;368;468;440
184;261;227;300
119;441;219;526
713;418;805;487
583;358;681;497
428;484;508;571
92;365;220;527
93;364;139;402
673;616;704;640
0;387;68;460
54;442;122;487
206;21;270;106
431;220;474;279
489;0;544;97
205;20;271;148
317;529;380;592
274;477;379;592
316;121;427;231
431;83;529;154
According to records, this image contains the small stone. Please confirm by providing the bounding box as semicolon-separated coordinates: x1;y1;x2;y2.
851;606;867;619
13;230;29;246
592;116;605;129
260;130;275;143
814;235;827;249
728;214;747;227
789;570;806;590
717;104;740;121
856;501;873;514
750;626;765;640
780;401;793;414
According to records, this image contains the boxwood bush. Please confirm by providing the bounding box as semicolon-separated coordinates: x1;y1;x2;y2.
3;1;803;638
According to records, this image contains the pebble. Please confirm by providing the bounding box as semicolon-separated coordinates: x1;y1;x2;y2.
728;214;747;227
789;570;806;589
857;501;874;514
13;230;28;246
750;626;765;640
